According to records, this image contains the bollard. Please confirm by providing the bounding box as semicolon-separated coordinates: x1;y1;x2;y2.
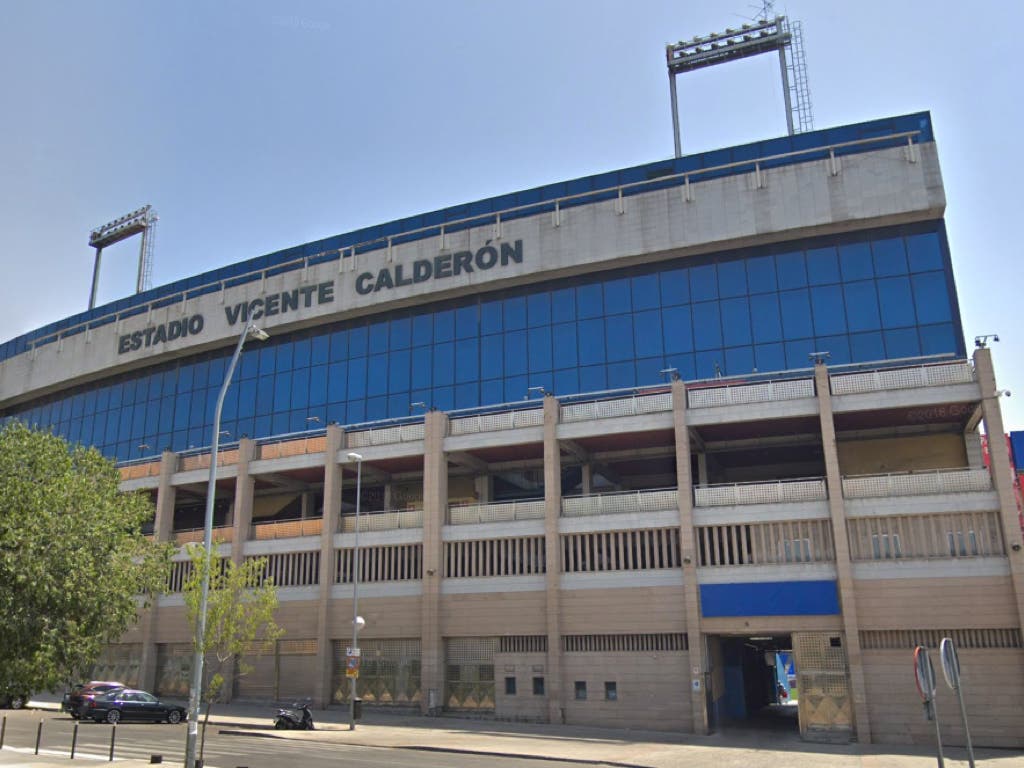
149;755;163;764
1;714;6;749
71;721;79;759
108;722;116;762
35;719;43;755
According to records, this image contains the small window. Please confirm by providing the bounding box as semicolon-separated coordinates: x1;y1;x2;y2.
830;636;842;648
605;682;617;701
532;676;545;696
504;677;516;696
574;681;587;700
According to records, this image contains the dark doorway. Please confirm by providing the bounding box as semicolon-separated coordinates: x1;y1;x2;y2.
711;634;798;734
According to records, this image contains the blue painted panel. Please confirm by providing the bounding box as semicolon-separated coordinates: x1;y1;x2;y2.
1010;432;1024;471
700;580;840;617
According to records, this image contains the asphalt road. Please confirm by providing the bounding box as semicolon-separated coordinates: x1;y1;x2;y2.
0;710;592;768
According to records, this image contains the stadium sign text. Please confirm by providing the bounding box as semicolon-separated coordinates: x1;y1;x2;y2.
118;315;204;354
354;240;523;295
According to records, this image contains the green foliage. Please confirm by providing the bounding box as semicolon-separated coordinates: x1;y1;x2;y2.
0;422;169;695
181;545;283;705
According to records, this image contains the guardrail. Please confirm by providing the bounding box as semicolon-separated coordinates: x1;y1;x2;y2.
347;422;426;448
560;392;672;423
688;377;815;409
257;435;327;460
449;407;545;435
561;488;678;518
694;478;827;507
173;525;233;544
341;508;423;532
252;518;324;539
841;467;992;499
830;360;974;395
448;499;545;525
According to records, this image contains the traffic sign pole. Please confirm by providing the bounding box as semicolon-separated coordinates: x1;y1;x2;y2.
914;646;944;768
940;638;975;768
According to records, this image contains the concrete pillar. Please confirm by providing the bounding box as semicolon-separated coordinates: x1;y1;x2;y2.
696;453;708;486
973;348;1024;634
230;438;256;563
301;491;311;519
814;363;871;743
384;482;393;511
314;425;345;708
139;449;179;692
474;475;491;503
542;395;564;723
670;380;708;735
420;410;448;714
581;463;593;495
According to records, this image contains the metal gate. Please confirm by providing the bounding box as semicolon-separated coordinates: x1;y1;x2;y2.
91;644;142;688
792;632;853;742
445;637;498;711
331;639;421;706
155;643;192;697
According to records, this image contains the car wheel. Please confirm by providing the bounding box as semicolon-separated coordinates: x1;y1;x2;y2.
274;719;287;730
106;709;121;725
167;710;182;724
9;695;25;710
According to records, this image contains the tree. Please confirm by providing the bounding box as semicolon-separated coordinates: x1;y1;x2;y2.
182;544;283;759
0;422;169;697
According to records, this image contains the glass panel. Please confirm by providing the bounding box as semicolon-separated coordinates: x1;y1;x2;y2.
810;285;846;335
754;343;785;372
877;277;916;328
578;319;605;365
480;336;503;378
389;349;411;393
455;305;477;339
631;274;660;310
605;316;634;362
577;284;603;319
433;342;454;386
480;300;503;334
920;323;956;355
663;306;693;353
690;264;718;301
659;267;690;306
367;353;388;396
872;237;909;276
843;281;881;332
390;317;411;350
911;272;952;324
527;293;550;327
528;327;552;372
806;246;840;285
607;361;635;388
717;260;747;298
349;326;368;357
411;347;432;389
907;232;943;272
633;310;663;358
720;297;751;346
455;339;478;384
435;309;455;342
839;242;873;281
604;278;631;315
551;287;575;322
504;330;528;375
775;251;807;289
884;327;920;358
780;289;813;338
552;323;578;368
750;294;782;343
746;255;777;294
369;321;388;352
347;358;367;398
692;303;721;350
724;345;754;376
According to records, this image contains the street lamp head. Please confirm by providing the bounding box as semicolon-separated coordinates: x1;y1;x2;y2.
247;325;270;342
346;452;363;462
354;616;366;631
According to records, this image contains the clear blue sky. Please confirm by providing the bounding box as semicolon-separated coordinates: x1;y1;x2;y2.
1;1;1021;428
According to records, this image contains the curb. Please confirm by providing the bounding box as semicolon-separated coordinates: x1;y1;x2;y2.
216;728;649;768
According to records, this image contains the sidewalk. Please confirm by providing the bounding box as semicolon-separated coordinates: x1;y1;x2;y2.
2;697;1021;768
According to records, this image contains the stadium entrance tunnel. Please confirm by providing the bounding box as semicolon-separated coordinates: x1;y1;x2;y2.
706;634;798;735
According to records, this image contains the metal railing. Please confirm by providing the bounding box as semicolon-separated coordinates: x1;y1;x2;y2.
694;478;827;507
173;525;233;544
830;360;974;395
347;422;425;448
842;467;992;499
19;130;922;360
449;407;545;435
341;508;423;532
687;377;815;409
252;518;324;540
448;499;545;525
560;392;672;423
561;488;678;518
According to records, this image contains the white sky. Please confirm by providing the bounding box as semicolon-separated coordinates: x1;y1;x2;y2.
1;0;1021;427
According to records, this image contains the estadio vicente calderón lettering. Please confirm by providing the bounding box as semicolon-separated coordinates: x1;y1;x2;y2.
355;240;523;295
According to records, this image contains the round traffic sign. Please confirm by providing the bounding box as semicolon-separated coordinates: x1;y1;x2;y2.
914;645;936;701
940;637;961;689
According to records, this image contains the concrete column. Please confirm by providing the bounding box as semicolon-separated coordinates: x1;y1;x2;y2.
581;463;593;495
474;475;491;503
420;410;448;714
314;425;345;708
670;380;708;735
220;438;256;701
384;483;393;511
230;438;256;564
139;450;179;692
696;453;708;486
973;348;1024;634
814;363;872;743
301;491;311;519
542;395;564;723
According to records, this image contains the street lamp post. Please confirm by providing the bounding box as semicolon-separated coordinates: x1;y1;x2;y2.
346;451;363;731
184;323;268;768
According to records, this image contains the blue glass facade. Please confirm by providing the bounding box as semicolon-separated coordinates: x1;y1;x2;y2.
4;221;963;461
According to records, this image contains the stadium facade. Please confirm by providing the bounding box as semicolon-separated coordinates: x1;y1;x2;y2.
2;112;1023;746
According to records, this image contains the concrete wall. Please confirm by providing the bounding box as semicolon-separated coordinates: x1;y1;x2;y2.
855;576;1020;628
838;434;966;475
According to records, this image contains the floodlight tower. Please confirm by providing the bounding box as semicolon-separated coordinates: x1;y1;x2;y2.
87;205;158;310
665;11;813;157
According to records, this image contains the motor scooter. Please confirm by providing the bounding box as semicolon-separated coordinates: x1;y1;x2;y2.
274;699;315;730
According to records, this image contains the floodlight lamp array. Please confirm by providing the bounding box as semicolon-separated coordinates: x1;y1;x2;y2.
89;205;153;249
666;16;788;73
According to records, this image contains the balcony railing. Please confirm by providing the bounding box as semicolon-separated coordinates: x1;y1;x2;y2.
119;460;163;481
252;518;323;540
561;488;678;518
694;478;828;507
173;525;234;544
687;377;815;409
346;422;425;448
448;499;545;525
257;435;327;460
560;392;672;423
178;449;239;472
341;508;424;532
842;467;992;499
830;360;974;396
449;407;544;435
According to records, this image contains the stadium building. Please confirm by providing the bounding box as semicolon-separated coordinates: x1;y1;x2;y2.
2;111;1023;746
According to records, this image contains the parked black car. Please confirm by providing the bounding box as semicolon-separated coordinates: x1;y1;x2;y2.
81;689;186;724
0;690;29;709
63;681;126;718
